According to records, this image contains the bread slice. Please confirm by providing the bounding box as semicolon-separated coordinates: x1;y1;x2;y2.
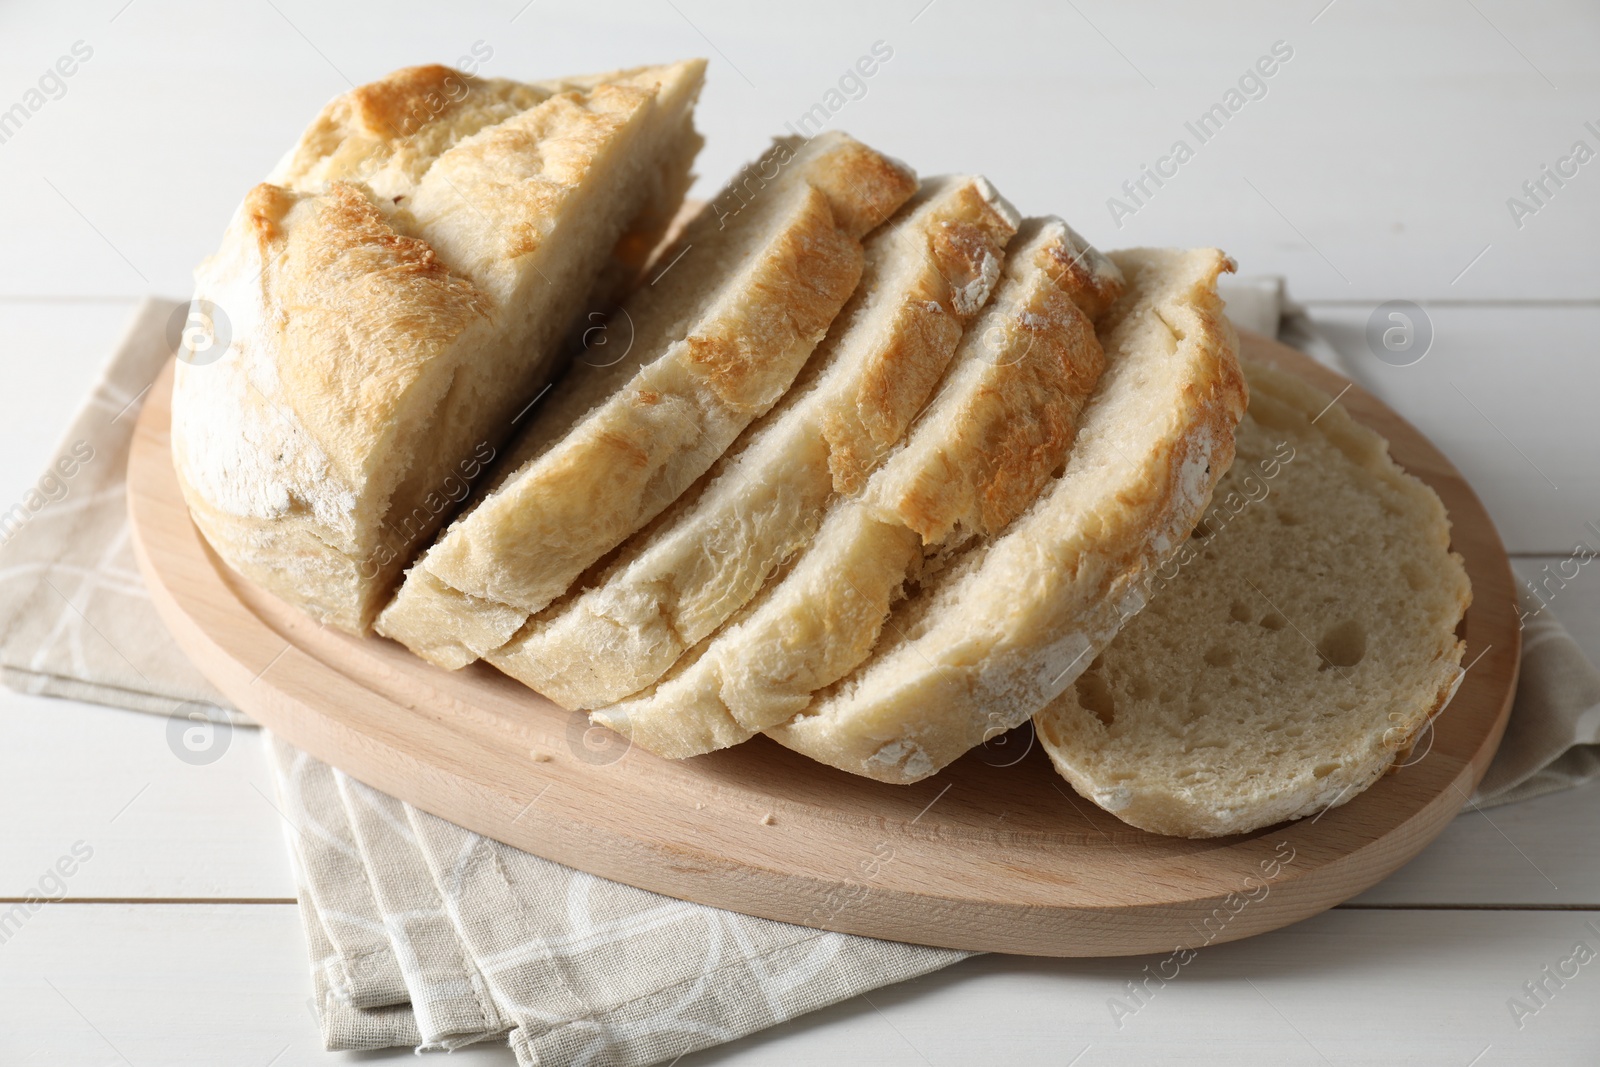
375;132;919;668
1034;361;1472;838
766;248;1247;783
487;175;1022;709
593;218;1122;758
172;61;706;634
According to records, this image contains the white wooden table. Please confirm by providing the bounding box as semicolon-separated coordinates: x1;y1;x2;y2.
2;1;1597;1063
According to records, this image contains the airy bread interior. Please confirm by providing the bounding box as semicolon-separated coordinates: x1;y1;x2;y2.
766;248;1247;783
593;218;1118;758
374;131;918;668
488;174;1022;710
1033;360;1471;838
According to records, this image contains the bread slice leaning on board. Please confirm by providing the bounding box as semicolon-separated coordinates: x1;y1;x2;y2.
594;218;1123;758
766;248;1247;783
375;132;919;669
170;60;707;634
1034;360;1472;838
489;174;1022;710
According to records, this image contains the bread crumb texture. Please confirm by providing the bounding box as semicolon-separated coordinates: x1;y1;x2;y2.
766;247;1244;784
1035;360;1471;838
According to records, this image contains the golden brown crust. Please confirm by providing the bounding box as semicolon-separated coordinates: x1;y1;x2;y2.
682;190;858;413
172;61;706;634
485;175;1018;711
824;298;959;495
380;133;916;670
822;181;1019;494
794;138;918;238
242;183;295;244
272;69;527;197
349;64;477;137
766;247;1246;784
930;220;999;295
888;275;1105;544
274;182;494;492
593;218;1116;755
1038;229;1124;322
423;185;863;612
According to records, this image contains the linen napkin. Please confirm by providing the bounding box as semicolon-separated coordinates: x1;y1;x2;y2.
333;770;508;1050
0;299;239;725
263;735;964;1061
277;787;424;1052
4;293;1599;1062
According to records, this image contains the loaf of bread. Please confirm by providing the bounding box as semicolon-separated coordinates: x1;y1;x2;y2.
375;131;918;668
765;248;1246;782
1033;360;1471;837
594;218;1121;758
171;61;706;633
176;59;1473;845
488;175;1021;710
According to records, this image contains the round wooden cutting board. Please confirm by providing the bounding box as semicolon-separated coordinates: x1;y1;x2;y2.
128;332;1519;957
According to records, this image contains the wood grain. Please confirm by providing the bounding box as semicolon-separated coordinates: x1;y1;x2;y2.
126;333;1520;957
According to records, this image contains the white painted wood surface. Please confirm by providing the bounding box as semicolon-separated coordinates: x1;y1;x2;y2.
1;0;1597;1062
1;904;1596;1065
0;690;295;901
0;1;1596;304
0;903;517;1066
680;911;1600;1066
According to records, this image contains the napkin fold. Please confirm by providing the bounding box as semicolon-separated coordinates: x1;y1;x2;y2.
263;735;963;1063
1476;592;1600;805
4;293;1598;1063
334;770;507;1050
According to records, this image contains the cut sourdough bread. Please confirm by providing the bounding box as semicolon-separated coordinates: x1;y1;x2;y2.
594;217;1122;758
766;248;1247;784
172;61;706;634
1034;360;1472;838
488;175;1022;709
375;132;919;668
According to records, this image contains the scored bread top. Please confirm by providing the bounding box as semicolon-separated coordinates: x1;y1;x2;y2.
172;61;706;633
767;247;1247;784
593;218;1119;758
272;63;679;203
271;62;706;299
374;132;919;668
487;175;1022;710
1034;360;1471;838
